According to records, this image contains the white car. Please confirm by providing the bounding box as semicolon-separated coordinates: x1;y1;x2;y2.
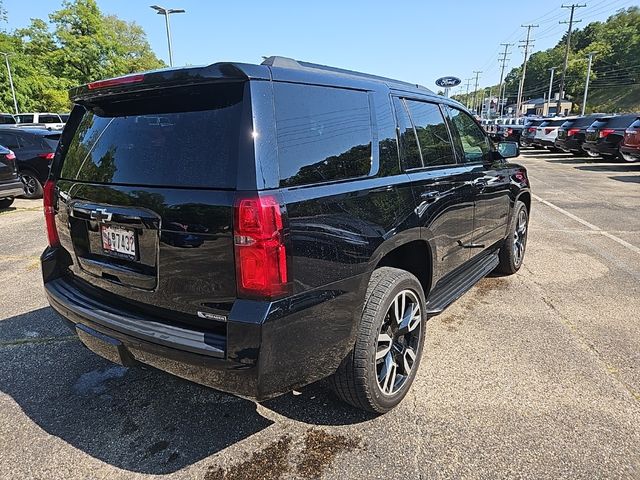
15;113;65;130
532;117;576;149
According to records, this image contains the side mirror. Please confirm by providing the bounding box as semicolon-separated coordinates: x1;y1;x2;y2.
497;141;519;159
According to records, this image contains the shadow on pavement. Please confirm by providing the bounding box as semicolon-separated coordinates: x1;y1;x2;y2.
0;307;371;474
576;163;640;172
610;175;640;183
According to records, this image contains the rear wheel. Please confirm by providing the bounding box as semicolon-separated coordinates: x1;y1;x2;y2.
0;197;14;209
585;149;600;158
496;201;528;275
19;172;43;199
331;267;426;413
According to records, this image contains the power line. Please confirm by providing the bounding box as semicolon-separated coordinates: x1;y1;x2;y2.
498;43;514;117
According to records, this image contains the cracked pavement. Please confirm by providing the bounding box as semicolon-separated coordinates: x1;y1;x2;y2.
0;151;639;479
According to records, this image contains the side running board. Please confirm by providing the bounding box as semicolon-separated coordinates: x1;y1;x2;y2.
426;253;499;316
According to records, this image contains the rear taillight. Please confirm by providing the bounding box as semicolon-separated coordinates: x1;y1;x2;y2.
43;180;59;247
528;127;536;133
38;152;55;161
567;128;579;137
87;73;144;90
544;128;554;135
599;128;615;138
5;151;15;161
234;195;289;299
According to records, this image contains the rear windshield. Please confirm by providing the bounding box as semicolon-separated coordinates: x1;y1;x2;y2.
589;119;610;129
572;116;602;128
43;133;60;150
629;119;640;129
60;83;244;188
607;115;638;128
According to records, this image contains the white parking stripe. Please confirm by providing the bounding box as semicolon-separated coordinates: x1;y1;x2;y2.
532;193;640;255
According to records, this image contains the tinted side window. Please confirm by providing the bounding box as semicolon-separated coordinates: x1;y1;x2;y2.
0;132;20;150
17;114;34;123
392;97;421;169
274;83;372;187
405;100;454;167
445;107;490;164
39;115;61;123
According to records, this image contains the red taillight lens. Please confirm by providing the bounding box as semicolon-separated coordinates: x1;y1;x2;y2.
599;128;615;138
567;128;579;137
38;152;55;161
544;128;554;135
5;151;15;161
87;73;145;90
528;127;536;133
43;180;59;247
234;195;288;299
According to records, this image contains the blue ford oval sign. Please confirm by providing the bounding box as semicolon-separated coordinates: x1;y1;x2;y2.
435;76;461;88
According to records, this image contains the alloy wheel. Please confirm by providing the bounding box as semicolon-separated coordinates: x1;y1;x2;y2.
376;289;423;396
20;174;39;197
512;209;528;267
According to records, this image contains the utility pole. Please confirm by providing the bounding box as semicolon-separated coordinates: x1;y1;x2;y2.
498;43;513;117
546;67;556;116
464;78;473;109
516;24;538;118
0;52;18;115
582;52;595;116
472;71;482;115
557;3;586;114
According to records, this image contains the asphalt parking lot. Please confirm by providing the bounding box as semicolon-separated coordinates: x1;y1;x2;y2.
1;151;639;479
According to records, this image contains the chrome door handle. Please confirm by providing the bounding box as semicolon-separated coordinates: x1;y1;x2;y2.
420;191;440;202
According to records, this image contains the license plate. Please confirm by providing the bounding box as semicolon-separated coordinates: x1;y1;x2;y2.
101;225;136;258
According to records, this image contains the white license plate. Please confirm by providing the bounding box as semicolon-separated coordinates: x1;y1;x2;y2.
101;225;136;258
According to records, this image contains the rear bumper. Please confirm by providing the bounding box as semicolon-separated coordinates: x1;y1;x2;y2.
42;248;363;401
0;180;23;199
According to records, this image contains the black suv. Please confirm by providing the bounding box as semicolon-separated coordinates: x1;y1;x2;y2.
555;114;606;156
0;145;23;209
0;128;60;198
583;114;639;159
41;57;531;413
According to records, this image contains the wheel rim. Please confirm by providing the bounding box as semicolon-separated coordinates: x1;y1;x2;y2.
586;150;599;158
376;289;423;396
512;209;528;267
20;175;39;196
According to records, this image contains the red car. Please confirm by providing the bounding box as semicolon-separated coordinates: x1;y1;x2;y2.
620;116;640;162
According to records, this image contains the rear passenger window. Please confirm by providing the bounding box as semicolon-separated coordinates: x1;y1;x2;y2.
404;100;454;167
274;83;372;187
392;97;421;169
0;132;20;150
445;107;490;164
39;115;60;123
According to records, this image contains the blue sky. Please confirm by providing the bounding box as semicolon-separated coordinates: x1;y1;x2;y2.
3;0;637;91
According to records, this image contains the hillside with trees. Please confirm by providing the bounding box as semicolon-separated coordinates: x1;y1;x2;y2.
0;0;164;113
455;7;640;114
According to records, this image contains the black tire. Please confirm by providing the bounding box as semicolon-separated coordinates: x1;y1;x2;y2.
330;267;427;413
0;197;14;209
571;151;584;157
496;201;529;275
19;172;43;199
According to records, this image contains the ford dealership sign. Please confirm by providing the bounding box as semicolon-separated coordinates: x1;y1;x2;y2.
435;76;462;88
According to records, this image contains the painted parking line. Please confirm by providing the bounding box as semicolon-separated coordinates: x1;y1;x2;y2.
532;193;640;255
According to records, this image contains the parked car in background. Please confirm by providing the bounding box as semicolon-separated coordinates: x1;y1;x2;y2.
620;116;640;162
583;114;639;160
0;113;17;125
521;118;545;147
532;118;574;150
15;113;65;130
0;145;23;209
0;128;60;198
41;57;530;413
555;114;605;156
491;118;527;145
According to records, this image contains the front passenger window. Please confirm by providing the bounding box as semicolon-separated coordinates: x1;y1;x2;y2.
446;107;490;164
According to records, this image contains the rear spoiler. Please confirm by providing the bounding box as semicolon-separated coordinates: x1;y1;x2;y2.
69;62;269;103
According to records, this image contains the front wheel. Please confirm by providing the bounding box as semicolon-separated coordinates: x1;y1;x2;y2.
496;201;529;275
331;267;426;413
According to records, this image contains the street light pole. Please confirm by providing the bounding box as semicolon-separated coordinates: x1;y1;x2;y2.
581;52;595;116
546;67;555;116
150;5;186;67
0;52;18;115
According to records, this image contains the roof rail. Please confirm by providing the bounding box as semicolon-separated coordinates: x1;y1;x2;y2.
261;55;431;92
